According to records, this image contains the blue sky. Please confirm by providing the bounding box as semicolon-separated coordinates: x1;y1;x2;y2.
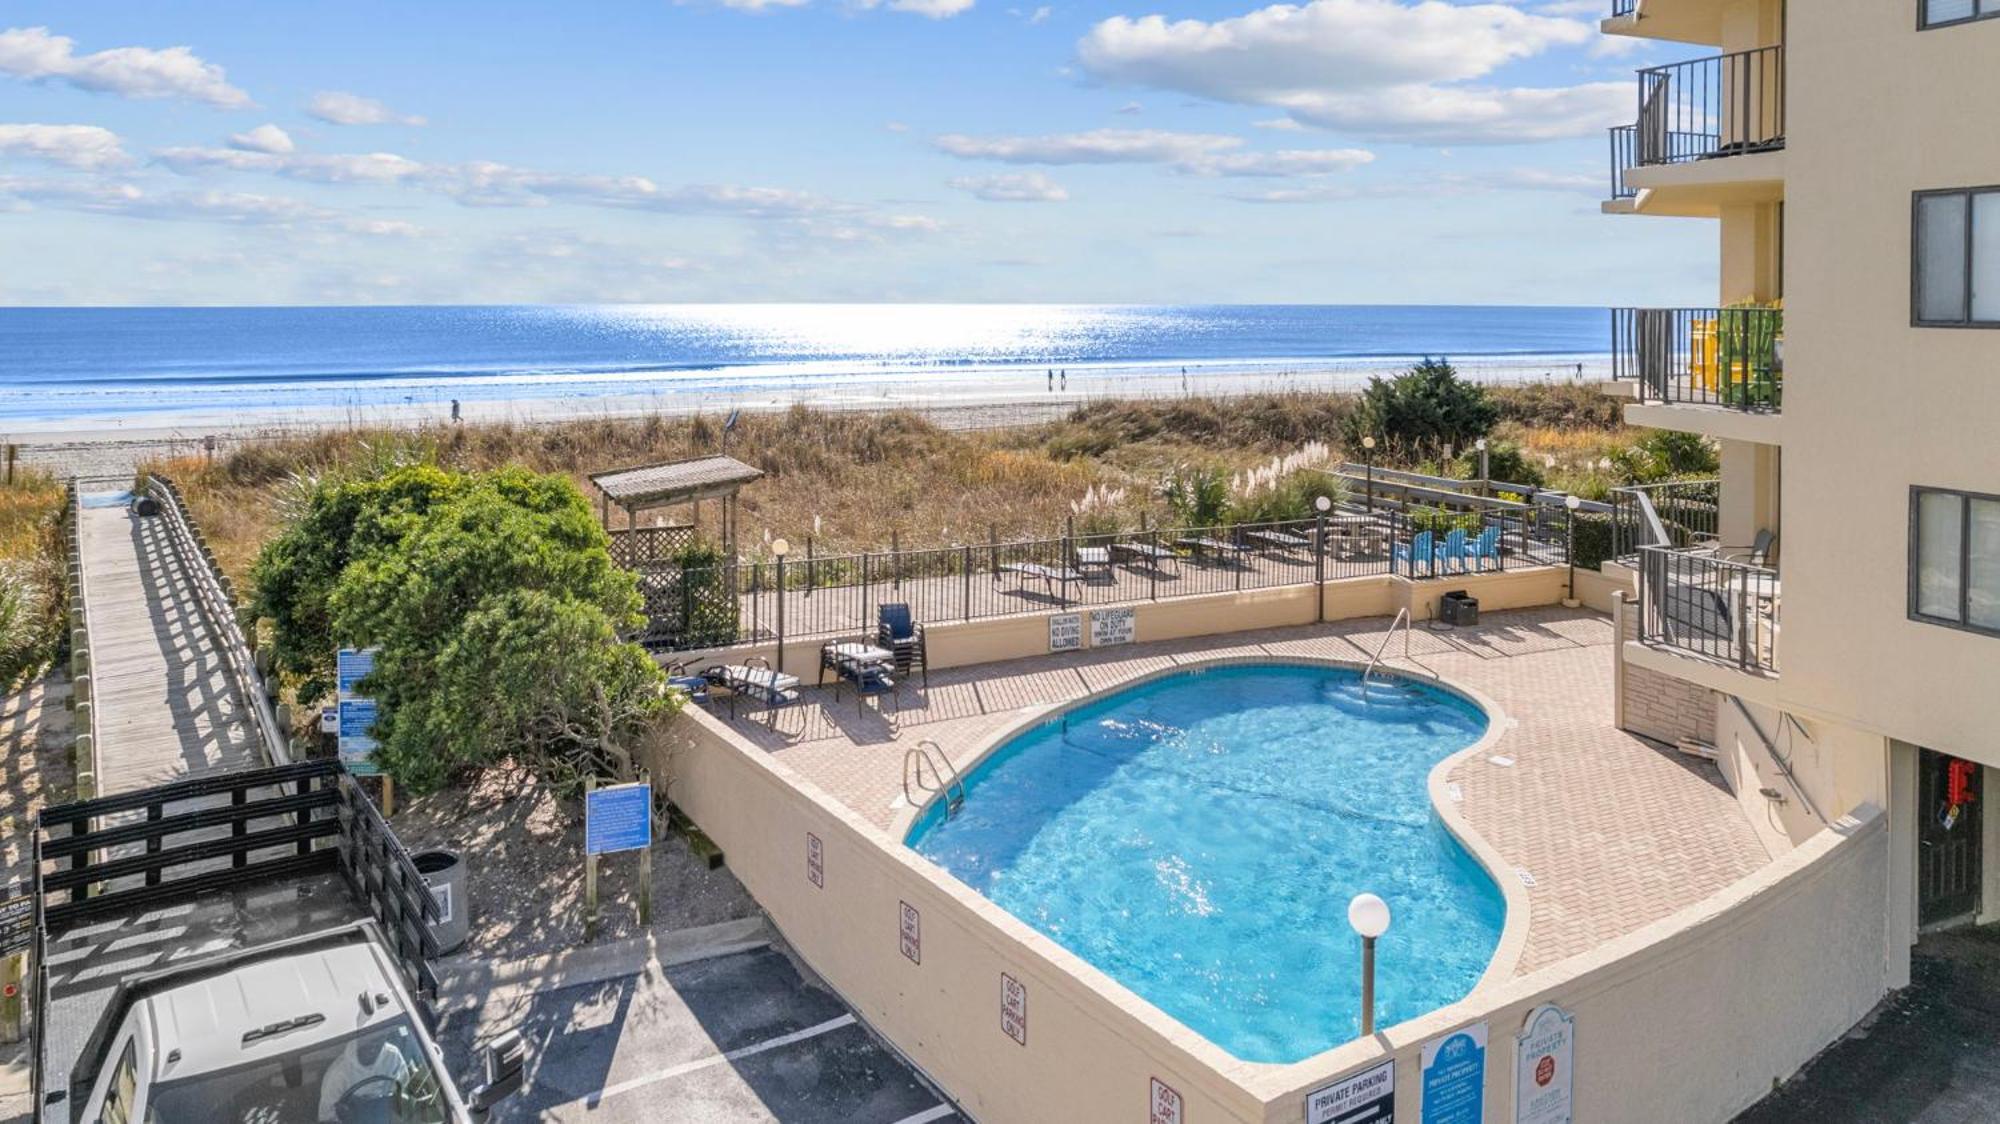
0;0;1714;305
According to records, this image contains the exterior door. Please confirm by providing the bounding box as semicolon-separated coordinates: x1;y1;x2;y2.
1918;749;1982;927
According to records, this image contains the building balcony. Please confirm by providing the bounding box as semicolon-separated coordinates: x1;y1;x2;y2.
1612;483;1780;684
1606;46;1785;216
1603;0;1733;48
1608;307;1783;442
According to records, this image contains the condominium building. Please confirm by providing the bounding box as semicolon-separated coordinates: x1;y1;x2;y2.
1603;0;2000;1010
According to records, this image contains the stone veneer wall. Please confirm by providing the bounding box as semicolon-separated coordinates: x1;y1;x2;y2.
1617;592;1719;748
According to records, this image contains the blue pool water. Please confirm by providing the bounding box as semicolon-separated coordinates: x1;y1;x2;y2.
905;664;1504;1064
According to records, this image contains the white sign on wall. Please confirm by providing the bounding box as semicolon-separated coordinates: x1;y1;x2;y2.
1001;973;1028;1045
1090;605;1136;647
899;900;921;965
1515;1004;1574;1124
806;832;824;889
1308;1060;1395;1124
1048;612;1083;652
1149;1078;1184;1124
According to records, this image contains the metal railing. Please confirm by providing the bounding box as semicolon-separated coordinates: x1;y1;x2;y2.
1611;307;1783;412
1636;544;1779;672
1612;481;1720;562
1610;0;1637;14
1608;125;1638;200
632;505;1573;653
1609;45;1785;195
147;474;291;765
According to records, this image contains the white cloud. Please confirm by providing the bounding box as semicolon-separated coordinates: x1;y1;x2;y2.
156;146;428;185
306;90;427;127
0;124;127;170
1029;4;1053;21
1076;0;1622;143
852;0;977;17
227;124;295;154
0;175;420;235
932;127;1371;176
0;26;250;108
1114;101;1143;115
948;172;1069;201
716;0;813;10
1252;117;1305;131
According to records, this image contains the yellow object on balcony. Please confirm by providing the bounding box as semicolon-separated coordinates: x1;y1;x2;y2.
1689;317;1719;391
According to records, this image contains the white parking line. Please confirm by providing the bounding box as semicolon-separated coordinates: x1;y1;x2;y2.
581;1014;858;1105
887;1106;958;1124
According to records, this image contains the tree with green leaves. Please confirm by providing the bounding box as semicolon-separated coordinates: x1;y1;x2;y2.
1346;358;1500;459
253;463;670;794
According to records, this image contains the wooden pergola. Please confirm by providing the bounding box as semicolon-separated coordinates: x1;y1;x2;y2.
587;455;764;557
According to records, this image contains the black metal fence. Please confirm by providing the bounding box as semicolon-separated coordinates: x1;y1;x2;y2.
1634;46;1785;167
1636;545;1779;672
1612;481;1721;562
631;506;1572;652
1611;307;1783;412
1610;0;1636;14
1608;125;1638;199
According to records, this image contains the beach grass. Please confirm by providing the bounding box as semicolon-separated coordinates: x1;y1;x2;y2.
147;386;1639;591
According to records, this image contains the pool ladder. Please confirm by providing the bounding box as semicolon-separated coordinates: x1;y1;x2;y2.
1362;607;1413;687
903;739;967;818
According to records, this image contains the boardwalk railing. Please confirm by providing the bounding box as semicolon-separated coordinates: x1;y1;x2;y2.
62;482;99;800
145;474;291;765
634;505;1573;652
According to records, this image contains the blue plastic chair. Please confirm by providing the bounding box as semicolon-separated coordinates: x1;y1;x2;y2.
1393;530;1433;573
1434;529;1468;573
1465;526;1502;570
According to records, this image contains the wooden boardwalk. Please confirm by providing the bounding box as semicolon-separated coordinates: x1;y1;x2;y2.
77;492;262;795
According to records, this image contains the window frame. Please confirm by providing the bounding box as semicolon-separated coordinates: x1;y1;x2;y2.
1912;187;2000;328
1920;0;2000;29
1909;485;2000;637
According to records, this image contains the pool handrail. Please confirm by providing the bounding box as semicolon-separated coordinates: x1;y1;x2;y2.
1362;607;1414;686
903;739;967;817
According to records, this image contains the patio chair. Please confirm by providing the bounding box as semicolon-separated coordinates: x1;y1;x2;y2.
1723;529;1778;569
1110;540;1180;575
820;640;897;714
703;656;800;723
1245;527;1311;556
1433;528;1469;573
1000;561;1083;598
1071;544;1114;579
1393;530;1434;574
663;660;712;706
1463;525;1502;571
877;602;929;686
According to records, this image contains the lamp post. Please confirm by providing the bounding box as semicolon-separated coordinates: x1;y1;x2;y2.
771;538;790;672
1362;435;1377;513
1314;495;1332;622
1348;892;1391;1036
1474;437;1489;498
1562;496;1582;608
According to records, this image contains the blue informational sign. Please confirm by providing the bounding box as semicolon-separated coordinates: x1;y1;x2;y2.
585;782;653;856
1419;1023;1487;1124
336;648;378;696
337;698;380;776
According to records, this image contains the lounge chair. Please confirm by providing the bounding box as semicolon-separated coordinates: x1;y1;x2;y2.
1000;562;1083;597
1109;540;1179;574
1245;528;1311;556
1433;529;1469;573
819;640;897;714
663;660;712;706
877;603;929;686
1174;535;1251;566
703;656;800;722
1072;545;1113;579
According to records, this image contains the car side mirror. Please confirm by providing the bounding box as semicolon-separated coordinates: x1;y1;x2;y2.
468;1029;525;1118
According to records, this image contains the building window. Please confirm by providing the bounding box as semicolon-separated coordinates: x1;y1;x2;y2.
1914;188;2000;325
1911;486;2000;635
1923;0;2000;27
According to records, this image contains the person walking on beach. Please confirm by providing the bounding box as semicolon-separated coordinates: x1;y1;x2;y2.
450;398;461;423
1060;369;1067;392
1047;369;1054;393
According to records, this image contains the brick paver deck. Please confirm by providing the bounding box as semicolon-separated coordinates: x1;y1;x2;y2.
712;606;1772;976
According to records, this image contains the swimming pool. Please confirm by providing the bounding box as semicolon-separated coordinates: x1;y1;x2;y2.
905;662;1505;1064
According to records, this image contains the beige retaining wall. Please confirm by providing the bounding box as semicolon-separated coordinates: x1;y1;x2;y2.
661;692;1889;1124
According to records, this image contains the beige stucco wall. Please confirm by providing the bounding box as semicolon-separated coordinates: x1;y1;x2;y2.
1779;4;2000;765
660;696;1890;1124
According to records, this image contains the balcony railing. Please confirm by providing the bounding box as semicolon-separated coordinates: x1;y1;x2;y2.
1611;306;1783;412
1611;0;1637;15
1637;545;1779;673
1607;45;1784;196
1611;480;1720;562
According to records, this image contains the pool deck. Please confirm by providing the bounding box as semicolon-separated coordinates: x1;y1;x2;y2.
710;606;1772;977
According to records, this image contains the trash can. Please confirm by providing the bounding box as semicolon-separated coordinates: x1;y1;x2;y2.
1440;590;1479;627
412;850;469;955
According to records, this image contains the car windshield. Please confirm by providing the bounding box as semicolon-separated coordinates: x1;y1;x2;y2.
144;1016;453;1124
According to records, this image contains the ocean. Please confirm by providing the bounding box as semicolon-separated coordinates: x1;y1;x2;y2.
0;304;1609;432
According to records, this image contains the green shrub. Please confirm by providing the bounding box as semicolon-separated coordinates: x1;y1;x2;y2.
1160;465;1230;528
1571;512;1615;570
1612;430;1718;484
254;463;668;794
1345;358;1500;459
1459;441;1546;488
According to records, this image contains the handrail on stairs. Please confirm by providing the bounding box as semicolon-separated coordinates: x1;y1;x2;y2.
1363;607;1413;686
902;739;966;816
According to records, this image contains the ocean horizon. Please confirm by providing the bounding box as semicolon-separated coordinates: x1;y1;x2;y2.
1;303;1611;432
